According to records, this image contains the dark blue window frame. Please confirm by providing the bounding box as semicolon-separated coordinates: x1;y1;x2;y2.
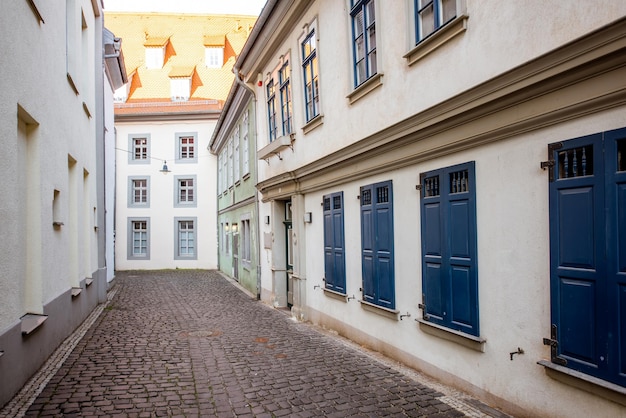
420;161;479;336
266;79;277;141
361;180;395;309
350;0;377;87
323;192;346;294
301;30;319;122
415;0;457;44
548;127;626;388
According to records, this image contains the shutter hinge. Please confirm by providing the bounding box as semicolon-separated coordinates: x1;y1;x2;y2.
542;142;563;182
418;295;429;320
543;324;567;366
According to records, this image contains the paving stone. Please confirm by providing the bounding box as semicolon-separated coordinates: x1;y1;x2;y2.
5;270;509;418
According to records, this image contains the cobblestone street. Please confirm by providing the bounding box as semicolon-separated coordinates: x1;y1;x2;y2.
4;270;506;417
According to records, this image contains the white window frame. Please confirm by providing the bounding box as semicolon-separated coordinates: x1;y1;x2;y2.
128;218;150;259
177;132;197;163
128;176;150;207
146;46;165;69
128;134;150;164
205;46;224;68
234;127;240;182
174;217;197;260
242;110;250;176
299;20;322;123
174;175;197;207
170;77;191;101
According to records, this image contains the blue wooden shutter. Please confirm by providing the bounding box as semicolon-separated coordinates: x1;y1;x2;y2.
324;192;346;293
361;181;395;308
421;162;478;335
360;184;376;303
605;128;626;385
549;134;611;380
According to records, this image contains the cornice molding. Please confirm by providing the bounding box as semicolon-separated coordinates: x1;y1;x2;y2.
257;18;626;201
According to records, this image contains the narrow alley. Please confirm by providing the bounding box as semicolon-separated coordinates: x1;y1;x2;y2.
3;270;505;417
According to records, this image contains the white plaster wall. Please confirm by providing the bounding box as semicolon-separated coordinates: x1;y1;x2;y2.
114;120;218;270
0;0;100;329
252;0;626;179
104;80;117;282
301;107;626;417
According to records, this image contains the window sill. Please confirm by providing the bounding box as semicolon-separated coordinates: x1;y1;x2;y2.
359;300;399;320
27;0;44;23
302;114;324;135
242;173;251;181
404;14;469;66
71;287;82;298
85;278;93;286
258;133;295;161
67;73;79;95
323;288;348;302
347;73;384;104
21;313;48;336
537;360;626;407
417;319;486;352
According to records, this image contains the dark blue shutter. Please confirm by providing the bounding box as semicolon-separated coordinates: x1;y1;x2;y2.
323;192;346;293
549;128;626;387
361;181;395;309
606;128;626;383
421;162;478;336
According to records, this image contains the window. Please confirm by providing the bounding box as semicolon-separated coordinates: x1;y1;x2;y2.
175;218;197;260
234;127;240;182
114;82;129;103
177;133;197;163
128;177;150;207
351;0;377;87
218;153;223;194
241;218;251;263
242;110;250;175
279;60;292;135
223;222;231;255
145;46;165;69
361;181;395;309
266;79;278;141
129;134;150;164
221;149;228;192
175;176;196;207
301;27;320;122
228;140;233;188
415;0;456;43
170;77;191;101
420;161;478;336
324;192;346;294
205;47;224;68
128;218;150;259
547;127;626;388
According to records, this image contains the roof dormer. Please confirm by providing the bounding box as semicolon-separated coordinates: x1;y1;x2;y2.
144;35;169;69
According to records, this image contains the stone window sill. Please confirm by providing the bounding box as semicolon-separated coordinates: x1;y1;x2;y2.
347;73;383;104
302;114;323;135
258;134;294;161
359;300;399;320
538;360;626;407
71;287;82;298
417;319;486;352
323;288;348;302
404;14;469;66
21;313;48;336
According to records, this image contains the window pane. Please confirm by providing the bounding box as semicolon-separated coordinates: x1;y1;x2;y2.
419;4;435;38
441;0;456;24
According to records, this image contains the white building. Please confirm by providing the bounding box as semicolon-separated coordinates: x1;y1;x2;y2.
0;0;123;407
228;0;626;416
105;13;256;270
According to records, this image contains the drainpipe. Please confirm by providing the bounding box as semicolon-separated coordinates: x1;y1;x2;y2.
232;66;261;300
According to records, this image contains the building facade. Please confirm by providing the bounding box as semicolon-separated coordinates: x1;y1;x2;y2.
227;0;626;416
210;82;260;297
105;13;256;270
0;0;123;407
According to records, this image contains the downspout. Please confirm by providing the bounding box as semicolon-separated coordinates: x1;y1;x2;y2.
232;66;261;300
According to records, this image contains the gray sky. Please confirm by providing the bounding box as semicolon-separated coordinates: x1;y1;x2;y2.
103;0;267;15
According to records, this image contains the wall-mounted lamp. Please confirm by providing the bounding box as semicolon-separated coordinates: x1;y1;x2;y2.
304;212;312;223
264;216;270;225
232;224;238;233
160;161;170;174
225;223;230;232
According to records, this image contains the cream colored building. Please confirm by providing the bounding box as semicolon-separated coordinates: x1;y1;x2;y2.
105;13;256;270
0;0;123;407
229;0;626;416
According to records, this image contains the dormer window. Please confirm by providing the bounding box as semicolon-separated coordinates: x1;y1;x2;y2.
144;36;169;69
170;77;191;101
203;35;225;69
205;47;224;68
169;66;194;101
113;82;129;103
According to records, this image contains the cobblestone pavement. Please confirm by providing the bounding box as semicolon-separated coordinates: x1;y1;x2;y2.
6;270;507;417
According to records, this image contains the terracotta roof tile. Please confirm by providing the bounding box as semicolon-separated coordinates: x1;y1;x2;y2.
104;12;256;116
